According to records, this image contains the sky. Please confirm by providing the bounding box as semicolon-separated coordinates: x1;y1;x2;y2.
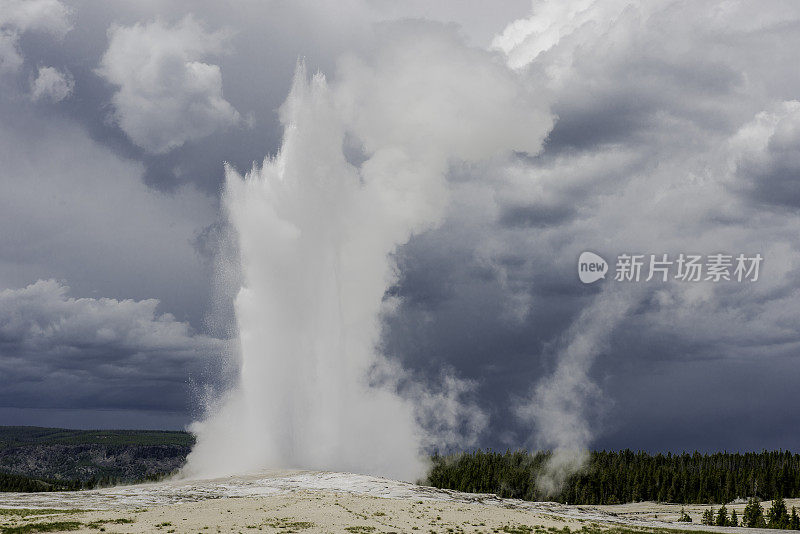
1;0;799;455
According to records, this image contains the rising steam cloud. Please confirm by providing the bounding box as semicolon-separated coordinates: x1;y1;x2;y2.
517;285;642;495
184;22;552;481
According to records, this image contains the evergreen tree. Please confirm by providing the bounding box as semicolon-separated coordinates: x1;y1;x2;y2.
767;496;789;529
678;507;692;522
716;505;728;526
789;507;799;530
729;509;738;527
744;497;766;528
702;507;715;525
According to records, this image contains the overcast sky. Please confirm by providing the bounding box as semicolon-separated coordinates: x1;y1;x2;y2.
1;0;799;454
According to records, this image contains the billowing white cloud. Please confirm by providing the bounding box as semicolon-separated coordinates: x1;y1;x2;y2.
492;0;633;70
0;0;70;75
0;0;71;35
0;279;210;356
29;65;73;102
97;16;242;154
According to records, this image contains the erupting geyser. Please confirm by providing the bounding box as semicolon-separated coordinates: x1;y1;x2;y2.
184;25;552;481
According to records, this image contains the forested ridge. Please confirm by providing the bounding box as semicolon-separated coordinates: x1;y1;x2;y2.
425;450;800;505
0;426;191;491
0;469;171;492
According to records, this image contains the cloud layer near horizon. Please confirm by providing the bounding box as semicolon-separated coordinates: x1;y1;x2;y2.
0;279;226;414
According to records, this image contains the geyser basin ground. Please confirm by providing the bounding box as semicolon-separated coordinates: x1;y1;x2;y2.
1;472;795;533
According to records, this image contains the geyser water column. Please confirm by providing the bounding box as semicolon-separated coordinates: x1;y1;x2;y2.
184;24;553;482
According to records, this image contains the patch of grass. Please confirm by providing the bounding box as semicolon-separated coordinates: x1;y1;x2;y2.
0;510;80;518
500;526;535;534
86;518;134;529
570;526;706;534
1;521;82;533
344;527;376;533
261;517;314;531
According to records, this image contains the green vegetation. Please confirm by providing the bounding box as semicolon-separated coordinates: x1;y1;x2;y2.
700;505;741;527
0;472;81;492
425;449;800;504
0;467;175;492
0;510;79;518
0;521;81;534
259;518;314;531
705;497;800;530
1;517;134;534
0;426;191;491
86;518;135;528
0;426;193;447
743;497;766;527
490;525;702;534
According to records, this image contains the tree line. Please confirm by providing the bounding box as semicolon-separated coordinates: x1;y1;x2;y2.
424;449;800;505
696;497;800;529
0;469;173;492
0;471;82;492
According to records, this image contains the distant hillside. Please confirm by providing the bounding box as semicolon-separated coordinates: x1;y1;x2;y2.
0;426;194;447
0;426;194;491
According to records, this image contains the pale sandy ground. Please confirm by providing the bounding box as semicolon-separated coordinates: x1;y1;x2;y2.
0;492;588;534
0;471;797;534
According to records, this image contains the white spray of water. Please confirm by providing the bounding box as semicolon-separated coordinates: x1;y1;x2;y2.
517;284;642;495
184;23;553;482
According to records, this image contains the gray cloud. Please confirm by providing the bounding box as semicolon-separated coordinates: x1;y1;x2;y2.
29;65;73;101
0;100;217;329
732;101;800;209
0;0;70;75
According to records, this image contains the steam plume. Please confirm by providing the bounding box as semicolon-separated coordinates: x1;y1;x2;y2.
184;23;552;481
517;284;642;495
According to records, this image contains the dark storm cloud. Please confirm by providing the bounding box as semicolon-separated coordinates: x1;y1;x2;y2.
498;204;576;228
0;280;230;416
597;354;800;452
381;0;800;453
